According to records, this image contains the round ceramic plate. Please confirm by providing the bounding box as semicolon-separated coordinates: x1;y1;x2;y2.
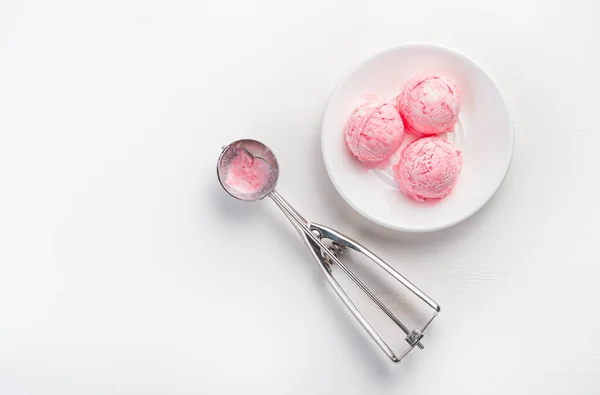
321;44;513;232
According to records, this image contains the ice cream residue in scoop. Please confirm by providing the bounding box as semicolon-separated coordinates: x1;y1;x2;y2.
224;148;272;196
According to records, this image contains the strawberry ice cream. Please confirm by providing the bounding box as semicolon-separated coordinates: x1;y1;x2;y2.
344;99;404;165
393;137;462;202
396;76;461;137
224;147;271;197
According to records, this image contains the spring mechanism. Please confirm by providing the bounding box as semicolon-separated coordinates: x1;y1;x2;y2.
321;241;346;271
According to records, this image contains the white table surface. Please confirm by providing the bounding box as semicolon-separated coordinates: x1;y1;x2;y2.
1;1;599;394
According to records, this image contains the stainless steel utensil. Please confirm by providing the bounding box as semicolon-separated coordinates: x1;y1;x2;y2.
217;139;440;363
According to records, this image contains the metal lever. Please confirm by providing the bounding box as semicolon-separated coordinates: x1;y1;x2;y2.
270;190;440;363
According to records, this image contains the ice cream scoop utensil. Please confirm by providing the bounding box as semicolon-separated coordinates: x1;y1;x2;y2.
217;139;440;363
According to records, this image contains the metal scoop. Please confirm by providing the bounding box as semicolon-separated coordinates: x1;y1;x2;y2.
217;139;440;363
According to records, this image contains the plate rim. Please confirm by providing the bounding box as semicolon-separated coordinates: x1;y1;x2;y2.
320;42;514;232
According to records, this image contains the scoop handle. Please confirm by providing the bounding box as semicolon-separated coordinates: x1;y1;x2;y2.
311;223;441;313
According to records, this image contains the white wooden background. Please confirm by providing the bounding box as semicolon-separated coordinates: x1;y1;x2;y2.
1;1;599;394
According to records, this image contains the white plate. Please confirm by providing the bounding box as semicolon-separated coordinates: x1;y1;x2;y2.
321;44;513;232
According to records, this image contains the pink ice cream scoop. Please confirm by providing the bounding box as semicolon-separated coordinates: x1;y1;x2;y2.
344;99;404;164
396;75;461;137
393;137;462;202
